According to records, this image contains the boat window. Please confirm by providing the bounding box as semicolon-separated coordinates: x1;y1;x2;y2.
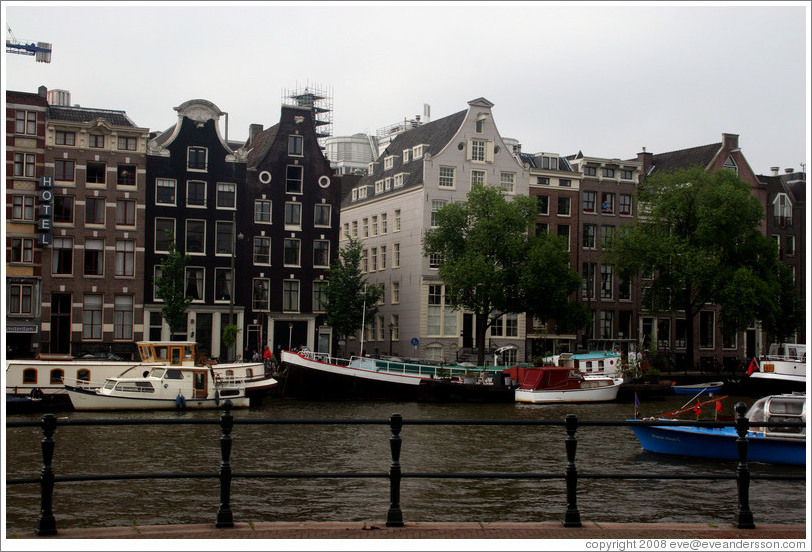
164;369;183;380
171;347;182;365
768;416;804;434
138;345;152;361
226;370;234;377
149;368;166;378
50;369;64;384
22;368;37;384
103;380;116;390
115;381;155;393
746;398;767;423
246;368;253;378
220;389;240;397
76;369;91;382
154;346;168;361
183;346;194;360
769;398;804;416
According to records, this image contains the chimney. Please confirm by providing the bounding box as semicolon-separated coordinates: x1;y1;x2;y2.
722;133;739;150
38;85;47;97
637;147;653;175
248;124;263;144
771;167;780;176
785;168;794;174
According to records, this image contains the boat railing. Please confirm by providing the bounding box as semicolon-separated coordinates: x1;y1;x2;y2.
6;400;804;535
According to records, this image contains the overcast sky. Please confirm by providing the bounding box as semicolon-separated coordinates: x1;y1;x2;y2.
3;1;809;176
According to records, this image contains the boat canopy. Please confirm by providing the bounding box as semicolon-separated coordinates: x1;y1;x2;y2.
519;367;578;390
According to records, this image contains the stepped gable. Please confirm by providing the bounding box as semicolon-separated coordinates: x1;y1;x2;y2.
345;109;467;206
47;105;137;127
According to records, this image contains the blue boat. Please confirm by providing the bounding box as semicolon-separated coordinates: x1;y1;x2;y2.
671;381;724;395
630;394;806;465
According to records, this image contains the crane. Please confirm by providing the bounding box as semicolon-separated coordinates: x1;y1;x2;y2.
6;25;51;63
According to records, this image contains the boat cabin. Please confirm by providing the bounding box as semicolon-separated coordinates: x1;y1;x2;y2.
136;341;206;367
766;343;806;362
519;367;586;391
747;394;806;438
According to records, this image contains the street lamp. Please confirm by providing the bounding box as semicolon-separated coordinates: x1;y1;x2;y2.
389;322;394;356
288;322;294;350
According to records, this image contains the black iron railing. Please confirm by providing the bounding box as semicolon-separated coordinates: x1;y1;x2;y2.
5;401;804;536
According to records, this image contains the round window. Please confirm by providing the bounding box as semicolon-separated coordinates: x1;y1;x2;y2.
259;171;272;184
318;175;331;188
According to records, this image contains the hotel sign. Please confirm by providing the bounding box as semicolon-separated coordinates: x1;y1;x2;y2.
38;175;53;246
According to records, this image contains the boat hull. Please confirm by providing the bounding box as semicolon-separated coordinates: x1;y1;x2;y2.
671;382;724;395
515;382;621;404
630;425;805;465
417;379;515;403
65;385;249;411
281;351;424;400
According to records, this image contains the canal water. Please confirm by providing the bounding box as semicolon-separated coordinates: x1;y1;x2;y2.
4;394;806;534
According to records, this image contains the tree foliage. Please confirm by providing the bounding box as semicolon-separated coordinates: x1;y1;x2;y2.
606;166;801;368
423;184;585;365
154;230;193;340
323;237;384;352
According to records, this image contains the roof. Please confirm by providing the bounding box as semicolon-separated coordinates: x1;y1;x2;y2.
48;105;138;127
246;123;281;169
344;109;467;206
647;142;722;173
519;152;576;172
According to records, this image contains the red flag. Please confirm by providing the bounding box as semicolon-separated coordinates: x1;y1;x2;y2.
716;400;722;412
746;358;759;376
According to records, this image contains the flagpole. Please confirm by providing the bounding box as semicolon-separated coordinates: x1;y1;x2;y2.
359;282;367;357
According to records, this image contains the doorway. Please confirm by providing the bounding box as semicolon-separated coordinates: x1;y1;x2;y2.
49;293;72;354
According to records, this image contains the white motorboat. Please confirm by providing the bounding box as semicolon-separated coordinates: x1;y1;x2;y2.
746;343;806;393
514;366;623;404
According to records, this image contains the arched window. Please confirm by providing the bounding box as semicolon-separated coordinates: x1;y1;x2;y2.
77;369;91;383
23;368;37;384
50;369;65;384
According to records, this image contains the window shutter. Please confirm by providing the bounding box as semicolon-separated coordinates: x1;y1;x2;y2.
465;139;472;161
485;141;494;162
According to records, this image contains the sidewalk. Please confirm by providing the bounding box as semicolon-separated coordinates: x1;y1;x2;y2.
9;521;806;540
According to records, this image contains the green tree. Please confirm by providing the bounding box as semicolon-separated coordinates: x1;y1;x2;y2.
154;231;193;340
606;166;801;369
423;184;585;366
324;237;384;354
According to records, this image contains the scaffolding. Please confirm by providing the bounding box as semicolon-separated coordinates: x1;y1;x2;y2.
282;84;334;148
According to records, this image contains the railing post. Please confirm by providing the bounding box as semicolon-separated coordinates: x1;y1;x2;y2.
216;399;235;528
386;413;404;527
563;413;582;527
734;401;755;529
36;413;57;536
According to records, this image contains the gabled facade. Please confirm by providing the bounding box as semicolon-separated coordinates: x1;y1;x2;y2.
243;105;340;359
340;98;529;363
6;88;48;358
144;100;246;360
38;95;149;358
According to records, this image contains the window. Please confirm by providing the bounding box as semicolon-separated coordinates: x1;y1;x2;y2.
500;172;515;193
583;191;596;213
375;180;385;194
362;218;369;237
471;139;486;161
601;225;614;249
413;145;425;159
117;165;136;186
471;170;486;186
285;202;302;228
50;369;65;385
381;213;388;234
23;368;37;384
187;180;206;207
773;194;793;226
584;166;597;177
85;197;105;225
351;220;358;237
118;136;137;151
286;165;303;193
284;238;301;266
429;252;443;268
601;193;615;214
394;243;400;267
215;268;233;301
11;238;34;263
361;249;368;273
52;237;73;274
657;319;671;349
252;279;270;311
89;134;105;148
156;178;177;205
185;267;204;301
620;169;633;180
114;295;134;340
83;295;103;339
394;209;401;231
188;147;207;170
283;280;300;312
380;245;387;269
9;284;33;315
722;156;738;175
288;135;303;156
431;200;447;227
313;281;328;312
253;237;271;265
216;183;236;209
582;263;596;299
427;284;456;336
403;149;411;163
186;220;205;254
384;156;395;170
535;222;548;235
619;194;632;215
314;204;331;227
55;130;75;146
619;274;631;301
53;195;74;223
600;265;613;299
314;240;330;267
786;235;796;257
583;224;596;249
255;200;272;223
115;240;135;276
16;110;37;134
215;221;233;255
116;199;136;226
557;197;571;216
537;177;550;185
602;168;615;178
13;153;36;177
392;281;400;304
559;179;571;187
12;196;35;220
492;314;519;337
439;166;455;188
55;159;75;181
599;310;613;339
700;311;715;348
370;247;378;271
84;239;104;276
557;224;570;249
536;195;549;215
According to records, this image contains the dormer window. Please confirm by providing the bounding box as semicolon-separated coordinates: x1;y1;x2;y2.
375;180;384;194
403;149;411;163
723;156;738;175
384;155;395;170
773;194;793;226
413;144;425;159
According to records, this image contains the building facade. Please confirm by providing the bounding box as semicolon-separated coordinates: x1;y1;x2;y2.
6;88;48;358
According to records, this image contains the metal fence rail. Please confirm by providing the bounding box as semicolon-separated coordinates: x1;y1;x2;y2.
5;400;804;536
